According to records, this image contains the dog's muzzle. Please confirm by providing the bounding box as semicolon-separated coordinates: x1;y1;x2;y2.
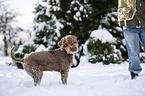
71;46;77;52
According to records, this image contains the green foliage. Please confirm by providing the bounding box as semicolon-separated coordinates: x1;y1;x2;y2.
140;52;145;63
87;39;122;65
140;56;145;63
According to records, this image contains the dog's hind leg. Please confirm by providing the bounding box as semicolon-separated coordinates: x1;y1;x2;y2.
33;70;43;86
24;64;43;86
61;70;68;84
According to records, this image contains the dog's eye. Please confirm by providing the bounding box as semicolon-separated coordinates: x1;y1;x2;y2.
74;41;77;43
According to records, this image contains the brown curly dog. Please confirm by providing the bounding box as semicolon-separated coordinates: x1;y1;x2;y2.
10;35;78;86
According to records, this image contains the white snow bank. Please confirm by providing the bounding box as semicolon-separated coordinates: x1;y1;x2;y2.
35;44;48;52
90;29;116;43
0;56;145;96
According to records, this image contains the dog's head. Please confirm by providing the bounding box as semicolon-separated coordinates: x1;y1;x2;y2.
58;35;78;54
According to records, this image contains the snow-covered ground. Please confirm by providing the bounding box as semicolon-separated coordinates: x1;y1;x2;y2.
0;56;145;96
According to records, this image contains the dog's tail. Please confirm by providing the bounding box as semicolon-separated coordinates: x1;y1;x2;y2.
10;46;24;63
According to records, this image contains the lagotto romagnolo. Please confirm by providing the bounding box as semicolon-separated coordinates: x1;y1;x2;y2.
10;35;78;86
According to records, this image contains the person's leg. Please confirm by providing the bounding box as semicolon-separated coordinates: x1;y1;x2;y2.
123;27;142;76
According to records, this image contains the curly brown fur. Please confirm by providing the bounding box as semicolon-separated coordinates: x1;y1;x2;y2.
10;35;78;86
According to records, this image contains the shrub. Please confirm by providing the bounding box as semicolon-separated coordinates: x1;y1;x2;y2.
87;39;122;65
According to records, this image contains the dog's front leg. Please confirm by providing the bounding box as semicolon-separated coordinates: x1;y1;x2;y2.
60;70;68;85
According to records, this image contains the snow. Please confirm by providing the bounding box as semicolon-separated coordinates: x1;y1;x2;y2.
1;1;145;95
76;12;81;17
45;6;51;17
140;53;145;57
55;20;63;37
36;22;48;31
90;29;116;43
35;44;48;52
0;56;145;96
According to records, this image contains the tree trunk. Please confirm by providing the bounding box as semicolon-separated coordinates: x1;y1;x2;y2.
3;31;8;56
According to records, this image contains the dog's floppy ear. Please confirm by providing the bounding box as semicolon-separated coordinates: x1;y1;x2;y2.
58;37;65;50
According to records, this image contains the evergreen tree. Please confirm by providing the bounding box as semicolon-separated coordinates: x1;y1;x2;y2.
33;0;126;67
33;3;58;49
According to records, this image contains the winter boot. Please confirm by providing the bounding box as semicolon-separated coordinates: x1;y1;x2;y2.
131;72;138;80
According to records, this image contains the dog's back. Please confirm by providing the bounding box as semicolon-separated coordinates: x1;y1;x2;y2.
24;49;73;72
